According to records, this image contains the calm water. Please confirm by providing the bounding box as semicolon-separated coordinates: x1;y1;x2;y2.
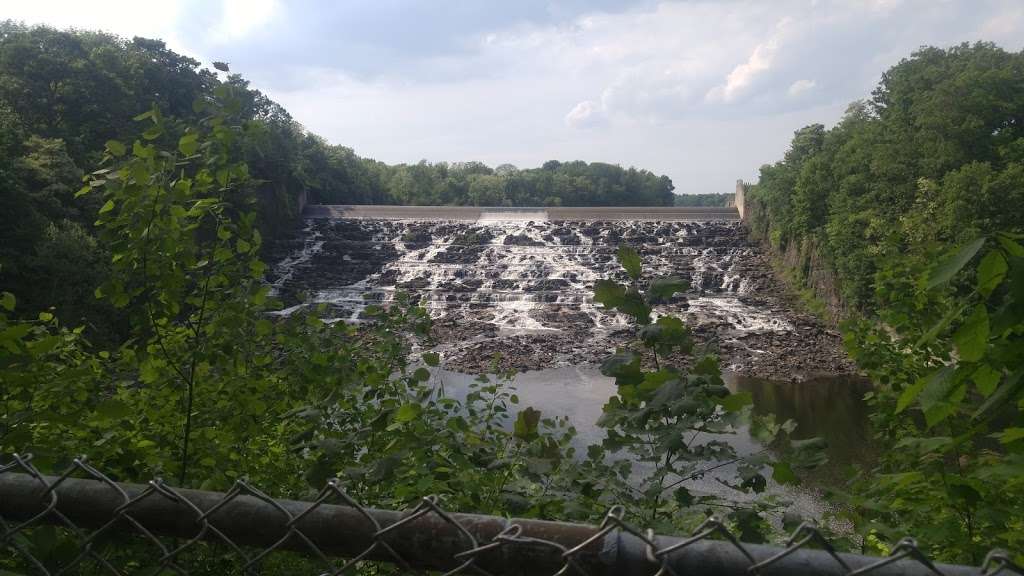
431;365;872;519
727;373;874;470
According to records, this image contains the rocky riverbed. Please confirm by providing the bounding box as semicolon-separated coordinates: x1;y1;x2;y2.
267;217;854;380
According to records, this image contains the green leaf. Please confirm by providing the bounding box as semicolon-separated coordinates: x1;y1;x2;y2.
789;437;828;469
599;351;644;386
946;478;981;506
721;391;752;413
973;368;1024;420
178;133;199;156
692;355;720;376
105;140;126;156
37;311;53;322
640;315;692;353
621;293;652;324
617;245;642;280
972;364;1001;397
924;384;966;428
255;319;273;336
0;291;14;311
915;303;966;347
514;407;541;440
139;361;162;384
953;305;989;362
648;277;688;304
673;486;695;506
395;403;422;423
593;279;625;308
996;428;1024;445
997;233;1024;257
95;399;131;420
99;199;115;214
896;376;927;414
895;436;954;454
976;251;1008;297
918;366;958;414
771;462;798;485
928;237;985;289
422;352;440;367
412;367;431;382
133;140;155;159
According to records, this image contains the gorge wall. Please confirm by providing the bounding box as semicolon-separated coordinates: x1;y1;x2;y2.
739;184;850;323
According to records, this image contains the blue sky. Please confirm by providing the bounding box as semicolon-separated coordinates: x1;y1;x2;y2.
7;0;1024;194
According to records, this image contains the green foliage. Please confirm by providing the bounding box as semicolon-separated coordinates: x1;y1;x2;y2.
746;43;1024;310
583;245;820;536
314;158;676;207
840;234;1024;564
745;41;1024;563
0;96;590;574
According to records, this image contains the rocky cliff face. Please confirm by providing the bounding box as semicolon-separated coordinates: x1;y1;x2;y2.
267;218;853;379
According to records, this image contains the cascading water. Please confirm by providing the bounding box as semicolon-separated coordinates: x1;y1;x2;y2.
266;212;861;523
266;214;852;377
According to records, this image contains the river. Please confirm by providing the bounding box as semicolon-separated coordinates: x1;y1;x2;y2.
427;365;870;522
268;210;870;520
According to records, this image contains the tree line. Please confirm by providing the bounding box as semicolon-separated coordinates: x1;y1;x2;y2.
310;157;676;207
745;42;1024;561
747;42;1024;310
0;21;674;343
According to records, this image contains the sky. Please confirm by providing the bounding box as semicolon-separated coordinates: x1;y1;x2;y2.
5;0;1024;195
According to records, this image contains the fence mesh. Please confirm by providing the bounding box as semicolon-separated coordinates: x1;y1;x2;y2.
2;452;1020;576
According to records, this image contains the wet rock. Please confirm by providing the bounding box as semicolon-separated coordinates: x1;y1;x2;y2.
269;217;856;381
503;233;544;247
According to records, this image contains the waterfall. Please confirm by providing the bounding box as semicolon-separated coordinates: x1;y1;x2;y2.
270;218;787;334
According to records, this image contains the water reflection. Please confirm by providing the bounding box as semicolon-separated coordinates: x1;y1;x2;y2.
726;373;874;468
434;367;872;470
432;365;872;520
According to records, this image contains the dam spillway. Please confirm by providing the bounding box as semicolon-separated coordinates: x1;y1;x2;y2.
267;205;851;379
302;205;742;221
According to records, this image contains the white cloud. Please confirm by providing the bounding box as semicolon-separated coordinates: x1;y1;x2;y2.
564;100;602;128
706;17;792;103
269;0;1024;196
4;0;185;45
978;5;1023;41
787;78;817;97
212;0;278;43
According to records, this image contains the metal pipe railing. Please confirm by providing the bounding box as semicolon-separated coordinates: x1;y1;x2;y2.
0;455;1016;575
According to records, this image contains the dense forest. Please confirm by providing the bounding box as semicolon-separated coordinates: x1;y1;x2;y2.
747;42;1024;311
746;42;1024;561
672;192;732;207
0;22;674;343
311;157;675;207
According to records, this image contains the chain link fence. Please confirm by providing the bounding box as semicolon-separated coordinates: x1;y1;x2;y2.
2;452;1020;575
